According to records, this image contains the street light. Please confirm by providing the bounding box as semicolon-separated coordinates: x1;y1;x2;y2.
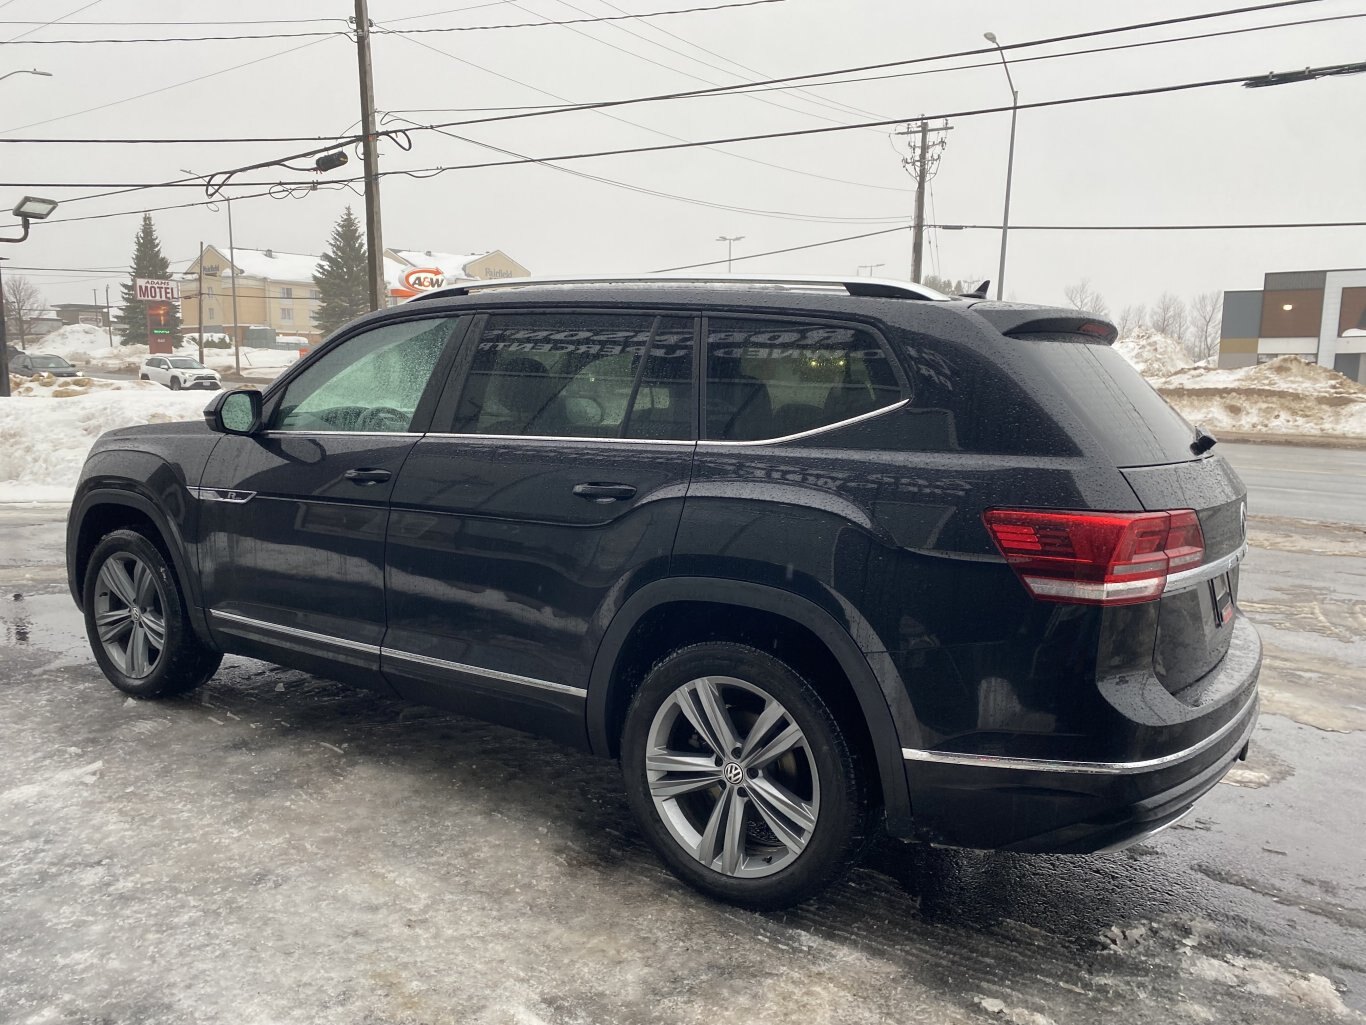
984;31;1018;302
858;263;885;277
1;195;60;244
183;168;241;374
0;69;53;83
716;235;744;274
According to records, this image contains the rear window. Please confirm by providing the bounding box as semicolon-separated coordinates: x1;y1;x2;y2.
1031;337;1197;465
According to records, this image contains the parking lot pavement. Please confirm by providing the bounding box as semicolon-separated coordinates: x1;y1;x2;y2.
2;502;1365;1025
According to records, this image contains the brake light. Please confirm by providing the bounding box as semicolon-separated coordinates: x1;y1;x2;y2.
983;508;1206;605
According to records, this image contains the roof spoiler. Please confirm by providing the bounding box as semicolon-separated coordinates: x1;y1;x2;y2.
967;301;1119;344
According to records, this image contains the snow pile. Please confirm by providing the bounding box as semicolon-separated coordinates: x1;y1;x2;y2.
1114;328;1194;379
25;323;114;364
8;375;162;399
0;389;211;503
1154;356;1366;439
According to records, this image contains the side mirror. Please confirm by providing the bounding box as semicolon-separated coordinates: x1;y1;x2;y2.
204;388;263;435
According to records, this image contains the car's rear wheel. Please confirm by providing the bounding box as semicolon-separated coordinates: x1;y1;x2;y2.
138;374;149;381
621;642;868;909
82;528;221;699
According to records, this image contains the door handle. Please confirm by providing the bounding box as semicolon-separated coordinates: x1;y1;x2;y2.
344;467;393;486
572;482;637;502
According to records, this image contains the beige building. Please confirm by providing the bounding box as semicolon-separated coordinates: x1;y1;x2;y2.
180;245;529;343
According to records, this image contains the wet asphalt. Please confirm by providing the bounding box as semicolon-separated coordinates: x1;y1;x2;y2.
1;474;1363;1025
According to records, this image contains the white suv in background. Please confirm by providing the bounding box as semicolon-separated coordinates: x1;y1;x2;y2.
140;355;222;391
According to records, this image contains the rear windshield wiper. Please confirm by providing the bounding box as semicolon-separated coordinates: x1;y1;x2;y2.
1191;427;1218;456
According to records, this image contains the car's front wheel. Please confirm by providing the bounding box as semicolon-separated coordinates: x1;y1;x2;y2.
621;642;868;909
82;528;221;699
168;377;181;391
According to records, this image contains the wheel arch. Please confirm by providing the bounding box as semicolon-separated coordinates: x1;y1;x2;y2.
68;487;211;644
587;577;913;828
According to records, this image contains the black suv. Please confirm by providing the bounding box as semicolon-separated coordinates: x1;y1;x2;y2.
66;276;1260;908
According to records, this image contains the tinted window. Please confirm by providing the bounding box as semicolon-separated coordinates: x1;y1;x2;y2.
1031;337;1197;465
705;317;902;441
450;313;694;440
272;318;453;433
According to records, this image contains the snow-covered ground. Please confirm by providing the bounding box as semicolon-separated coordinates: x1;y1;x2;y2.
32;323;298;381
1115;331;1366;439
0;382;211;503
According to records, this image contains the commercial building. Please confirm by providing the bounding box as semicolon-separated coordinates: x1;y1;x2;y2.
179;245;529;343
1219;268;1366;383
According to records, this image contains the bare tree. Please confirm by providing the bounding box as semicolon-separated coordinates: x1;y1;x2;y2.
1148;291;1187;344
1116;304;1145;338
1187;290;1222;362
2;274;46;351
1062;278;1110;318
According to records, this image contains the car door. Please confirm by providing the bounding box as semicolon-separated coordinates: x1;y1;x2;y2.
197;314;464;688
143;358;164;384
382;309;697;743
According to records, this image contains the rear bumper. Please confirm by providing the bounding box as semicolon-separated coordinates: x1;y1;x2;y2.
895;686;1260;853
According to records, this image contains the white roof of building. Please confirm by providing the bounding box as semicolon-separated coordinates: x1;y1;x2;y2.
217;247;321;282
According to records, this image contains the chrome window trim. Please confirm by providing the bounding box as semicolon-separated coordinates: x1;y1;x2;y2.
699;398;910;447
1162;543;1249;595
209;610;380;655
423;432;695;446
259;430;426;438
901;694;1257;776
383;648;587;697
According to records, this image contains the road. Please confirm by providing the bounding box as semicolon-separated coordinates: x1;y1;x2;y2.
1221;442;1366;526
1;465;1364;1025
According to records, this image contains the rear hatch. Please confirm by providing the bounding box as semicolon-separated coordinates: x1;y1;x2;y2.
983;310;1249;700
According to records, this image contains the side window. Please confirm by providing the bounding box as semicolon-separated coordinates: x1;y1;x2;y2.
705;317;902;441
449;312;694;440
271;318;455;433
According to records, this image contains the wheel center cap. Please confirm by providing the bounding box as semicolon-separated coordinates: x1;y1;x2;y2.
130;609;142;623
723;761;744;786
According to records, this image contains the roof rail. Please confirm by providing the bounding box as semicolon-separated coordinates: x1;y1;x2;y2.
411;273;952;303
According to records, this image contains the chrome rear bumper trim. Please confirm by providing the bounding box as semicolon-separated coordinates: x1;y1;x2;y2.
902;694;1258;776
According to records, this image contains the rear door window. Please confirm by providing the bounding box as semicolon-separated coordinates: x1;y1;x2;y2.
704;317;903;441
449;312;695;440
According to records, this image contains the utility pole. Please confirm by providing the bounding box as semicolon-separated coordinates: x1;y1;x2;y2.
196;241;205;364
894;119;952;283
0;257;10;398
354;0;386;311
226;197;241;374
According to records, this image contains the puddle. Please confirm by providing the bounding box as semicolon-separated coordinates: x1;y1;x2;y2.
1;591;91;664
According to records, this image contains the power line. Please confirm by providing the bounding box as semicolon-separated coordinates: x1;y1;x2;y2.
9;61;1365;196
1;0;786;44
654;219;1366;272
380;23;912;194
2;3;1350;146
5;0;104;43
0;36;337;134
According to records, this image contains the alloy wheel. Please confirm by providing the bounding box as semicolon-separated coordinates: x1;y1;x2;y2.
93;553;166;678
645;676;820;878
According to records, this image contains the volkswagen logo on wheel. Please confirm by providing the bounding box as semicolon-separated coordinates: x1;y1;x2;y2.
1240;500;1247;540
723;761;744;786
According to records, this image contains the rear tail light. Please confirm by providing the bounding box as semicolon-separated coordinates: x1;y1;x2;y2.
983;508;1206;606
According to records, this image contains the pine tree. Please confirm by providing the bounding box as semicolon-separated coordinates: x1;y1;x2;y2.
114;213;180;345
313;207;371;336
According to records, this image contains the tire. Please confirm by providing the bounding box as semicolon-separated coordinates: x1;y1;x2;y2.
621;642;868;909
82;528;221;699
169;377;181;391
138;374;149;381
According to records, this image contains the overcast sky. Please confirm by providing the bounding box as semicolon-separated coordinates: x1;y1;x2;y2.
2;0;1363;319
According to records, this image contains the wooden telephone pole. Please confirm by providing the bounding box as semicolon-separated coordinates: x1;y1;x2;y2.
353;0;386;312
894;119;952;284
